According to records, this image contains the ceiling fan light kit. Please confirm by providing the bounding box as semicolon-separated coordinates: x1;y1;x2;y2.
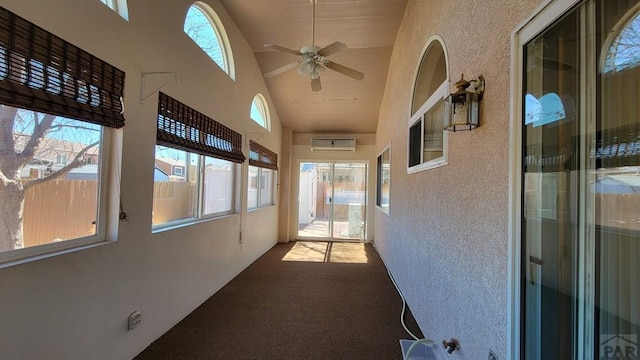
262;0;364;91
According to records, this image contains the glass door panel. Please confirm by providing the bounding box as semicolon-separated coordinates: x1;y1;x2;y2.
298;162;332;238
297;162;367;240
332;163;367;240
522;7;580;360
596;0;640;349
521;1;640;358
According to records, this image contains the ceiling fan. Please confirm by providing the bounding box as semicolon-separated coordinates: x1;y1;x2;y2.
262;0;364;92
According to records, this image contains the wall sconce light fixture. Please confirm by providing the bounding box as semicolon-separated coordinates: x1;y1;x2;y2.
444;74;485;132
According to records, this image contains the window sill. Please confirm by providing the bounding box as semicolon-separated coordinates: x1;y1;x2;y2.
0;238;115;269
151;212;238;234
407;159;448;174
376;205;390;215
247;204;277;213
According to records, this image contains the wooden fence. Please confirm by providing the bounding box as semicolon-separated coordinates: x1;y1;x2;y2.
22;180;198;247
23;180;98;247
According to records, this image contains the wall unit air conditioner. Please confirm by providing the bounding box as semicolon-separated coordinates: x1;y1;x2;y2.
310;138;356;152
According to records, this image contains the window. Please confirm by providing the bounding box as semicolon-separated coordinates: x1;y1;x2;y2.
408;37;449;173
514;1;640;358
184;2;235;79
248;141;278;210
56;154;68;165
250;93;270;130
602;7;640;73
153;92;244;228
376;146;390;212
0;7;125;264
172;165;184;176
98;0;129;20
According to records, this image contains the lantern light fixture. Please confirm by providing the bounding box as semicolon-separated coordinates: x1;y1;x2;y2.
444;74;485;132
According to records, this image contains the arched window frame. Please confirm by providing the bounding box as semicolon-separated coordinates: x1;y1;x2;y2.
250;93;270;131
407;35;450;174
600;2;640;74
184;2;236;80
99;0;129;20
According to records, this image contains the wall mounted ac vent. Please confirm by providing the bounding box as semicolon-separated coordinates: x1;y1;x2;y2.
310;138;356;151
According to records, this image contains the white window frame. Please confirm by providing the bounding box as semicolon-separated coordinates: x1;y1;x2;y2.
250;93;270;131
184;2;236;80
98;0;129;20
172;165;184;176
247;165;276;210
407;80;449;174
376;144;391;214
0;125;113;267
507;0;582;358
152;146;237;231
407;36;450;174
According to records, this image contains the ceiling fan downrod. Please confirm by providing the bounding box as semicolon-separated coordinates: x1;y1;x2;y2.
311;0;317;46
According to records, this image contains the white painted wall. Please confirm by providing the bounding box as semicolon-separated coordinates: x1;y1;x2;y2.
0;1;281;359
374;0;542;359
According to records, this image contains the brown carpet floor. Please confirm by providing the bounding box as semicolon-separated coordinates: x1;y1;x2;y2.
135;241;423;360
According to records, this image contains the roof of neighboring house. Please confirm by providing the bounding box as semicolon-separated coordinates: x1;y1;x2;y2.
13;133;99;163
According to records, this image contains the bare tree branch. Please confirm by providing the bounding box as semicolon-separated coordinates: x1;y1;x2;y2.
0;106;18;172
47;124;101;133
23;141;99;190
17;112;56;168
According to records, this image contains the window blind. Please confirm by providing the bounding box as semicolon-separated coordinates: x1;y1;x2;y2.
157;92;245;163
249;140;278;170
0;6;126;128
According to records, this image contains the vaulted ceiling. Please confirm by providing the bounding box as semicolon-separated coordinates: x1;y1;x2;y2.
219;0;408;134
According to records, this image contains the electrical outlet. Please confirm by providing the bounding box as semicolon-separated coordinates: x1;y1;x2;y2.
128;311;142;330
488;350;498;360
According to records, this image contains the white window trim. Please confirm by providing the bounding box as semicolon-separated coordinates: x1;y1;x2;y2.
152;151;238;232
250;93;271;131
185;2;236;80
376;143;391;215
0;129;114;268
99;0;129;20
407;80;450;174
247;165;276;211
507;0;581;358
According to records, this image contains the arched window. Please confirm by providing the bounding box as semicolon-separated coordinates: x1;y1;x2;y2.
602;4;640;73
408;36;449;172
184;2;235;79
98;0;129;20
250;94;270;130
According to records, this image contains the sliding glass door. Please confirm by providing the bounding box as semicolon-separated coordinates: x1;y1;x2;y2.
297;162;367;240
521;1;640;358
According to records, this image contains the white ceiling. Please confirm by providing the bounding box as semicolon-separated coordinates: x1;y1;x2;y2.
219;0;408;133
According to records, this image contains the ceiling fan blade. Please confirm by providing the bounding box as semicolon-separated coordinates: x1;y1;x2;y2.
318;41;347;57
325;61;364;80
311;77;321;92
264;44;302;56
264;62;299;78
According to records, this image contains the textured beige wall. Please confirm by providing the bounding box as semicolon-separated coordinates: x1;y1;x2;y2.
375;0;541;359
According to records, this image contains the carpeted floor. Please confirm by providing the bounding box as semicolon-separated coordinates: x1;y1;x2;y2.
135;241;423;360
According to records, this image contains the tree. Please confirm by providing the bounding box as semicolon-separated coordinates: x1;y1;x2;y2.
0;105;98;251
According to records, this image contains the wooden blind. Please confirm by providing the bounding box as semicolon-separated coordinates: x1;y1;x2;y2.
0;6;126;128
157;92;245;163
249;140;278;170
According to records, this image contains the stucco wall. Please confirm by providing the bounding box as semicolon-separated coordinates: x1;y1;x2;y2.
0;1;281;359
375;0;541;359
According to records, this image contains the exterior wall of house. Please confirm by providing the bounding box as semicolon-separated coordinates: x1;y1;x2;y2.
0;1;281;359
374;0;541;358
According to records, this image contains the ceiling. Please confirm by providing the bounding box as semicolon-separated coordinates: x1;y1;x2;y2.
219;0;408;134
